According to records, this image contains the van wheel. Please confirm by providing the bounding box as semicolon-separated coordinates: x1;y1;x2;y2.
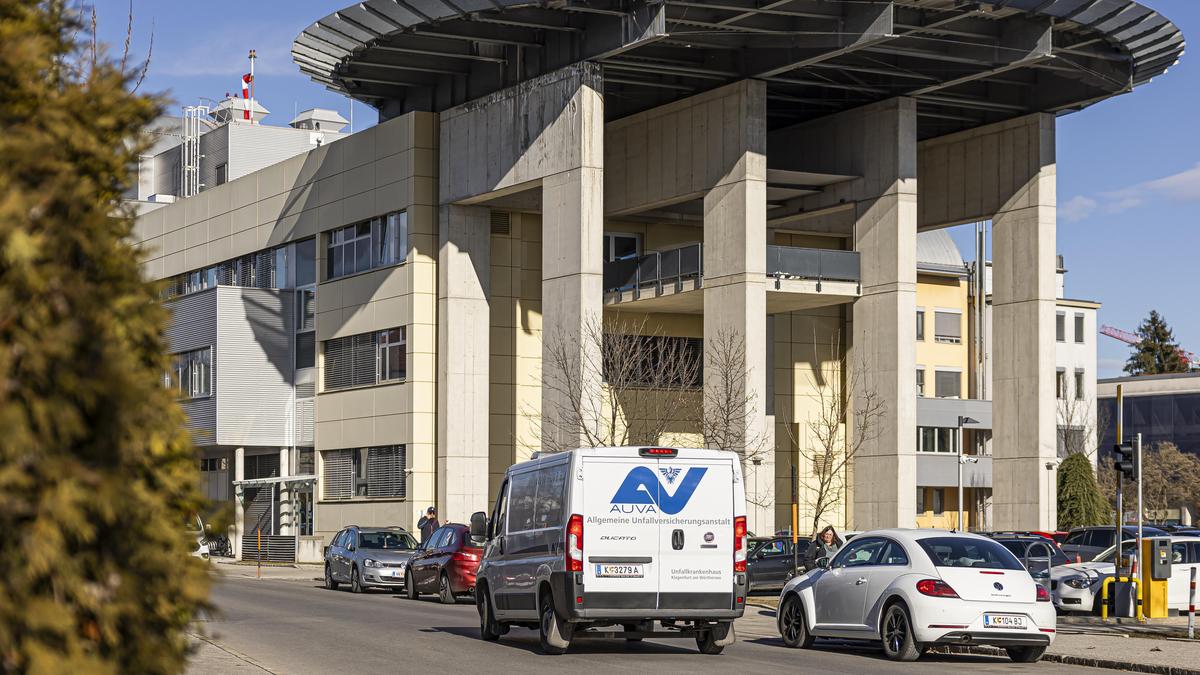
324;565;339;591
881;603;922;662
538;591;572;655
405;571;418;600
478;588;503;642
778;595;814;649
695;630;725;655
1006;646;1047;663
439;572;456;604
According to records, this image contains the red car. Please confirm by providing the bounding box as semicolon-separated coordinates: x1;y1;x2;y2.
405;523;482;604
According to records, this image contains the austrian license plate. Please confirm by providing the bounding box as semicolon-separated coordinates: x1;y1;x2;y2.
595;564;643;578
983;614;1027;629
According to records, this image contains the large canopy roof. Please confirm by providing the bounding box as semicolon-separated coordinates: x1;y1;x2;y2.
293;0;1183;138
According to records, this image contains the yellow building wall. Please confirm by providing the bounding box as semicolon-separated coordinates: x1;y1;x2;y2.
915;273;969;396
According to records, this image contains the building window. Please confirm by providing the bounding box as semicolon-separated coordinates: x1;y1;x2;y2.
295;332;315;370
215;163;227;186
325;211;407;281
168;347;212;399
1056;312;1065;342
918;427;936;453
1056;369;1066;399
200;457;228;472
1074;369;1085;400
296;289;315;331
918;427;961;453
322;327;406;391
1074;313;1085;344
916;368;925;397
935;370;961;399
932;488;944;514
295;238;316;287
605;232;641;262
916;310;926;341
917;488;926;514
934;310;962;344
322;446;406;500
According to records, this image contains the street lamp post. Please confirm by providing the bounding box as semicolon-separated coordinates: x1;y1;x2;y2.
957;416;979;531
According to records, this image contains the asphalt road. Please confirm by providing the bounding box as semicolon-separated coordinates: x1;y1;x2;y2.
192;577;1104;674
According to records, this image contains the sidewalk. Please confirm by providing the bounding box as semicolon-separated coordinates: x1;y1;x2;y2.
210;557;323;583
745;602;1200;674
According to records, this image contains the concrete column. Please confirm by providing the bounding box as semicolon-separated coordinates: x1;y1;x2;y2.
992;114;1057;530
850;99;919;531
541;82;605;452
278;447;290;536
702;80;771;533
234;446;244;561
437;204;491;522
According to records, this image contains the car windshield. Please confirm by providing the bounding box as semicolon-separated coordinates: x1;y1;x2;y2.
1091;541;1137;564
359;531;416;550
918;536;1025;570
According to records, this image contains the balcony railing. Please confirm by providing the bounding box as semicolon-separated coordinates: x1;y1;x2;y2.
604;243;860;294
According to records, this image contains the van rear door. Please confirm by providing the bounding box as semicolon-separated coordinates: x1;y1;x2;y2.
581;454;662;609
655;455;735;610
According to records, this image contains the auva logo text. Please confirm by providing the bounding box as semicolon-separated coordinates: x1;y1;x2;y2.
610;466;707;516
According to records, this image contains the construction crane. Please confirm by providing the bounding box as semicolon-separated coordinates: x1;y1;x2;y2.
1100;324;1197;369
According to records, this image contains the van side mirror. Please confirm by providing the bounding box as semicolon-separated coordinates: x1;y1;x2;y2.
816;556;830;569
470;511;488;540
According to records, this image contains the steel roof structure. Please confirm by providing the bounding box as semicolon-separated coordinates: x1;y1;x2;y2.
293;0;1183;138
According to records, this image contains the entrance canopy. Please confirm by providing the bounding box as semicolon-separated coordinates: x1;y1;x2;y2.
293;0;1183;138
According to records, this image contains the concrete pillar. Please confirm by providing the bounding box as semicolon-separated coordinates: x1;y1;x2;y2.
233;446;244;560
850;98;919;531
992;114;1057;530
437;204;491;522
541;82;605;452
278;447;290;536
702;80;771;533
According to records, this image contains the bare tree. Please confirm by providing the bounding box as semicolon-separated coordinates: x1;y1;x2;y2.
538;315;701;453
786;332;886;536
1097;441;1200;523
71;1;154;91
700;327;772;511
1056;393;1107;459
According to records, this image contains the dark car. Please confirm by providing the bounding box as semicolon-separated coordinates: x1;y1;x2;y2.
324;526;419;593
989;535;1071;579
405;523;483;604
1059;526;1168;562
746;536;808;594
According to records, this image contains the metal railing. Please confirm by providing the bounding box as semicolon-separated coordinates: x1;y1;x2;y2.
604;243;861;298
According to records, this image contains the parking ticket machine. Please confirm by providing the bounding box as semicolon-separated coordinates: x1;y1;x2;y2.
1141;537;1172;618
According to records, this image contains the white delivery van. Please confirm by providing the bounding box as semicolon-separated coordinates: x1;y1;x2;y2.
470;446;748;655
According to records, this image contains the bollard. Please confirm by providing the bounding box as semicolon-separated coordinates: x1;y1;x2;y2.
257;527;262;579
1190;566;1196;640
1100;576;1144;623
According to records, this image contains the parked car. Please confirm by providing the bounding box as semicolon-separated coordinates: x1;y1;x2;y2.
987;534;1071;580
1059;526;1167;562
186;514;209;560
747;536;809;594
777;530;1056;663
472;446;748;655
324;526;419;593
1051;535;1200;614
985;530;1066;546
405;523;482;604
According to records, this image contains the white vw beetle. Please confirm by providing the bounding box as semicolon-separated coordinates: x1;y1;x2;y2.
777;529;1056;662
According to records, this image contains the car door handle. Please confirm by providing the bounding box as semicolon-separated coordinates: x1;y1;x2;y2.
855;577;867;585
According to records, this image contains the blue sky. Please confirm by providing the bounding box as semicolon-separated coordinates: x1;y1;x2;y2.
97;1;1198;377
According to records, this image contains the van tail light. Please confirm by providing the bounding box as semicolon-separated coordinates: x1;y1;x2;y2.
1036;584;1051;602
733;516;747;573
916;579;960;598
566;514;584;572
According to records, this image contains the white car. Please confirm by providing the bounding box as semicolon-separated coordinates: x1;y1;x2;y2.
776;529;1056;662
1052;536;1200;614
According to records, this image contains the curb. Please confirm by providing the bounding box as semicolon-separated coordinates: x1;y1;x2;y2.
934;644;1200;675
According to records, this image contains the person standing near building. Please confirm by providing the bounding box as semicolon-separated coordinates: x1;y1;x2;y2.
803;525;843;571
417;506;439;543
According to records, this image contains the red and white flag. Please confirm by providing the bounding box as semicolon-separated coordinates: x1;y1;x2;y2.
241;74;253;120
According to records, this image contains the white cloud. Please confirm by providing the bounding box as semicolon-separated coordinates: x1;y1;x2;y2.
1063;162;1200;222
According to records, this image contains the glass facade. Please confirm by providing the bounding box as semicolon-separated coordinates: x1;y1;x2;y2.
1099;391;1200;455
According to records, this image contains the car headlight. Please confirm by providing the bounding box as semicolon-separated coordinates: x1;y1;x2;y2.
1063;576;1092;589
364;558;382;568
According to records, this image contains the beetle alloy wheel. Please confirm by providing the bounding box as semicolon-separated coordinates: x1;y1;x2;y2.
782;601;801;643
884;608;907;654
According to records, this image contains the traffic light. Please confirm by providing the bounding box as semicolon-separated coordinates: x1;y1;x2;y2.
1113;442;1138;481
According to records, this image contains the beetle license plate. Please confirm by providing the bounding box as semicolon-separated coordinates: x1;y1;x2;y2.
595;564;643;578
983;614;1027;629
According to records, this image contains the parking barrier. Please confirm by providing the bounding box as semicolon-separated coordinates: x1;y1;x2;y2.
1100;576;1143;622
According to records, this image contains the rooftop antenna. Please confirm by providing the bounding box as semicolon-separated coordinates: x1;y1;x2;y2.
248;49;257;124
